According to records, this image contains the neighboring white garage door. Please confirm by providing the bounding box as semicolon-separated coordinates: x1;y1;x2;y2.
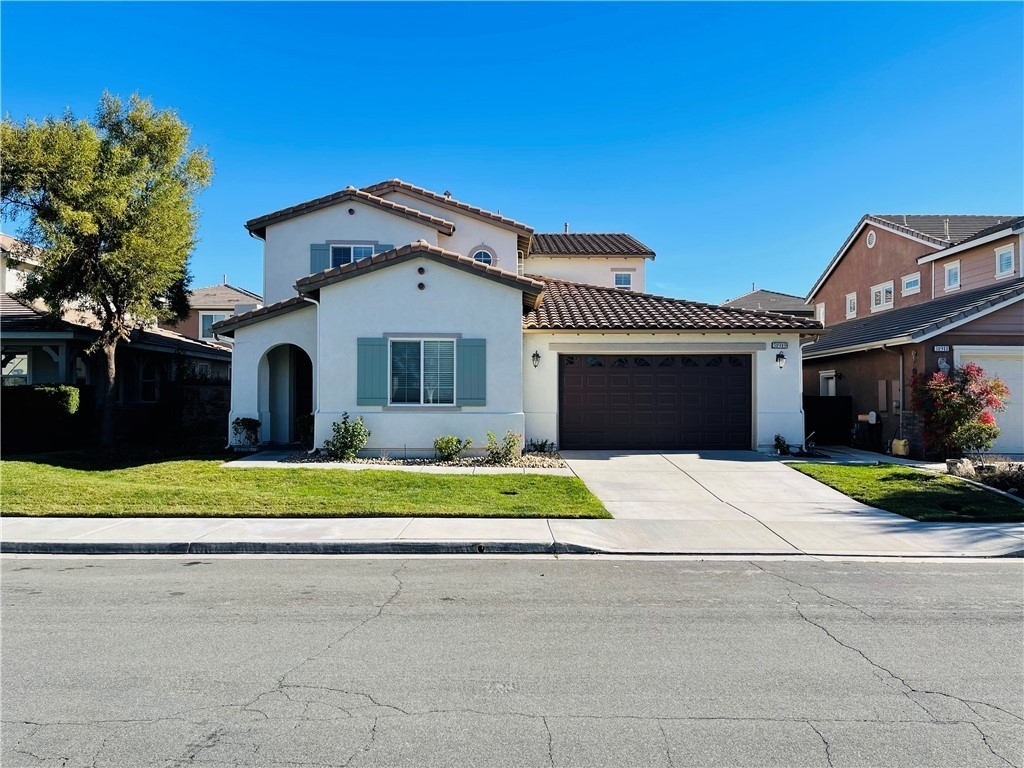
955;346;1024;457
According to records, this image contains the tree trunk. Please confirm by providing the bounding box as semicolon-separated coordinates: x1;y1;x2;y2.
100;340;118;447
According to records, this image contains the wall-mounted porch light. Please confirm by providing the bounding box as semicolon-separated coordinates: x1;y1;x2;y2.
532;351;541;368
776;351;787;369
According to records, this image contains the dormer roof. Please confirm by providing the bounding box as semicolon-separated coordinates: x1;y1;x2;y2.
529;233;655;259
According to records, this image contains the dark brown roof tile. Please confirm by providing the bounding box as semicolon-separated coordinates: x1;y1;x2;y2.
530;233;654;257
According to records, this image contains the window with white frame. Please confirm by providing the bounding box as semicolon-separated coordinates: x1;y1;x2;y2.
471;247;495;266
870;281;894;312
389;339;455;405
2;350;29;386
995;245;1015;278
815;303;825;324
331;244;374;269
613;272;632;291
944;261;961;291
845;293;857;318
819;371;837;397
901;272;921;296
200;312;228;340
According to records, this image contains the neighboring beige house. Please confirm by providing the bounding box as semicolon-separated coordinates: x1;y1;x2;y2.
160;281;262;346
214;179;821;453
802;214;1024;457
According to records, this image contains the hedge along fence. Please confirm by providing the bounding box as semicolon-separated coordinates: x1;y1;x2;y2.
1;384;92;454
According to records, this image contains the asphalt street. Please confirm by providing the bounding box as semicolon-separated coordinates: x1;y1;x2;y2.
1;556;1022;768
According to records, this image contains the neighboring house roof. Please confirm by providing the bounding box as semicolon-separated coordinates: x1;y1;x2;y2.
529;233;655;258
806;213;1022;301
189;283;263;309
803;277;1024;359
721;289;814;316
362;178;534;236
871;215;1018;245
524;279;825;332
1;293;230;359
917;216;1024;265
244;187;457;240
210;296;310;337
0;233;42;265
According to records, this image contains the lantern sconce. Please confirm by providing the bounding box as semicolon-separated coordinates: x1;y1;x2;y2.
532;351;541;368
776;351;787;369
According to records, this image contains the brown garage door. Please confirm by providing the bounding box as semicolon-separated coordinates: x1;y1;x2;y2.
559;354;752;450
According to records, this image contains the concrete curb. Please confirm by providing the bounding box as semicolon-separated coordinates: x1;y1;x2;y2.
3;539;1022;558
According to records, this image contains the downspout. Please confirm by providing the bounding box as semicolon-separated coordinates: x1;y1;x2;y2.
302;295;320;454
881;344;904;446
799;336;819;447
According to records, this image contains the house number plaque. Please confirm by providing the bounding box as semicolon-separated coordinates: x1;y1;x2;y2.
933;345;950;352
771;341;789;349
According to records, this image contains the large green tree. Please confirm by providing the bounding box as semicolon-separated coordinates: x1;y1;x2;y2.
2;93;212;445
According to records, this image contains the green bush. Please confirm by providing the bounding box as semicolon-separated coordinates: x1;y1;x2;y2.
434;435;472;461
231;417;261;447
0;384;86;454
527;438;554;453
485;430;521;465
324;413;370;460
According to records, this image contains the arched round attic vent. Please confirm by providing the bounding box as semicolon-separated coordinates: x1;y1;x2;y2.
866;230;877;248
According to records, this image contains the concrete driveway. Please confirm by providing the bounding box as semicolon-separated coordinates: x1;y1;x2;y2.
557;450;1024;556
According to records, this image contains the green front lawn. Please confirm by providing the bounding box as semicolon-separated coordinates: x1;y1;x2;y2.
791;463;1023;523
1;455;609;518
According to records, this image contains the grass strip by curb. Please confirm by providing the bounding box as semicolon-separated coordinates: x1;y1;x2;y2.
1;456;609;518
790;463;1023;523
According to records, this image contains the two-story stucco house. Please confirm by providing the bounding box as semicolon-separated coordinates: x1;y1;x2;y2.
214;180;821;455
803;214;1024;457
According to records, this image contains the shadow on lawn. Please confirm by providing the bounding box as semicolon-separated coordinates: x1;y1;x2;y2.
7;448;228;472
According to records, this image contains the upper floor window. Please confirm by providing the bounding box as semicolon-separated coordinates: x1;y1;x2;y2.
815;303;825;324
200;312;228;340
944;261;961;292
901;272;921;296
472;250;493;266
614;272;632;291
995;245;1015;279
390;339;455;405
332;244;374;268
845;293;857;319
870;281;894;312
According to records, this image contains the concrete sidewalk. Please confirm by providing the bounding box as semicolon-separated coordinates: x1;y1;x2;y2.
3;514;1022;557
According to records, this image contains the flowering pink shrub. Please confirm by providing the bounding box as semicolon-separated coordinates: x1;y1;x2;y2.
911;363;1009;457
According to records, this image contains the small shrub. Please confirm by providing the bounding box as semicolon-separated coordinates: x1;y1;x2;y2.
295;413;315;449
434;435;473;462
324;413;370;460
527;438;554;453
231;417;261;447
485;430;522;465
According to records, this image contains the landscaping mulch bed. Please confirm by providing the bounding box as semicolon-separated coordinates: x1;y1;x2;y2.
284;451;567;469
974;462;1024;500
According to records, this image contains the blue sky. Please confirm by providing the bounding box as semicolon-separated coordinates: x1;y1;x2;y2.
2;2;1022;304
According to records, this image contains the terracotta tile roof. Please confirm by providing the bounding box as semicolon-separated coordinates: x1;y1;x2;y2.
244;187;456;239
189;283;262;309
804;277;1024;358
871;214;1019;245
295;241;545;308
361;179;534;235
721;289;814;316
210;296;311;336
529;233;655;258
524;279;824;332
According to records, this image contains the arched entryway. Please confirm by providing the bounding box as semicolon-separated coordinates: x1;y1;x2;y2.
258;344;313;444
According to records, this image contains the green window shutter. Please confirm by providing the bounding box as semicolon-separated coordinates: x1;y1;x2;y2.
357;338;388;405
310;243;330;274
373;243;394;254
456;339;486;406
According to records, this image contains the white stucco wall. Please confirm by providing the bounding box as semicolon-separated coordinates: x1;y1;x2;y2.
227;305;317;444
315;256;525;455
261;201;441;305
522;331;806;452
380;191;521;271
523;256;647;292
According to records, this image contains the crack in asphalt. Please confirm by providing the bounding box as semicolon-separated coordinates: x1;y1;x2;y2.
541;716;555;767
808;722;835;768
750;561;876;619
969;721;1020;768
657;721;675;768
